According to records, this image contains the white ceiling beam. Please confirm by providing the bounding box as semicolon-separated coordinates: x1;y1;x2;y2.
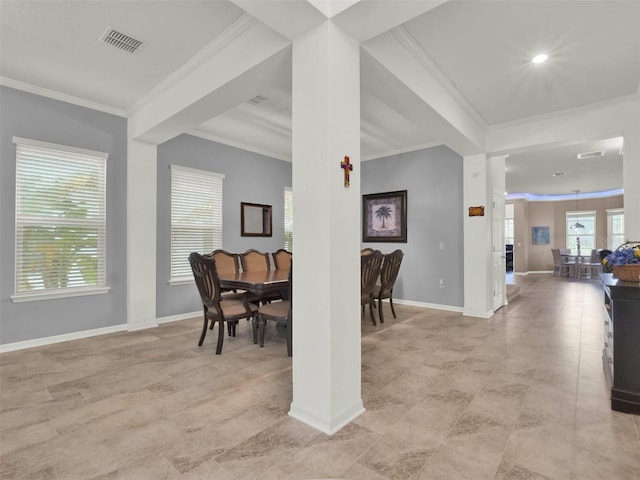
230;0;327;40
332;0;448;43
362;31;485;156
128;21;290;144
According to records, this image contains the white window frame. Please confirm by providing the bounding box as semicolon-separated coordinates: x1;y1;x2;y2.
566;210;596;255
284;187;293;252
607;208;625;250
12;137;109;302
169;165;224;285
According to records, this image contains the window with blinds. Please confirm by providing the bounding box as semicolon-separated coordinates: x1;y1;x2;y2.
566;210;596;255
284;187;293;252
13;137;108;298
170;165;224;281
607;208;625;249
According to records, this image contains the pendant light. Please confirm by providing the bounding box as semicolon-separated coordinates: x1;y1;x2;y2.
570;189;585;229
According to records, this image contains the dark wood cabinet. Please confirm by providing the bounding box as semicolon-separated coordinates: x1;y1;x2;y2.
600;273;640;415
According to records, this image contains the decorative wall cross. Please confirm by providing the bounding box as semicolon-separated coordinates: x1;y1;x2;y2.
340;155;353;187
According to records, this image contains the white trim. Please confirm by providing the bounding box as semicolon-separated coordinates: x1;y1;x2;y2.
12;136;109;159
362;141;442;162
289;399;365;436
11;286;110;303
127;321;158;332
168;277;194;286
392;298;464;313
506;189;623;202
463;309;494;319
128;14;257;115
186;129;290;162
0;324;126;353
391;26;487;129
1;77;127;117
158;311;200;324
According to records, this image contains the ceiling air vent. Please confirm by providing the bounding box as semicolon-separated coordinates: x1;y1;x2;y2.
247;95;269;105
577;151;603;160
100;27;142;53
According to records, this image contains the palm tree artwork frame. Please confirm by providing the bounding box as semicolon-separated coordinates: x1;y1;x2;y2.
362;190;407;243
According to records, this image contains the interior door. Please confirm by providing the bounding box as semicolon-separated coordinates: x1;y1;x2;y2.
492;191;506;311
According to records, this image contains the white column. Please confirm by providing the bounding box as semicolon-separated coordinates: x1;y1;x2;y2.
289;21;363;435
623;112;640;240
463;153;493;318
126;138;158;330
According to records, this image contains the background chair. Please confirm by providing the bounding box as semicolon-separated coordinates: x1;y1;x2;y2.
189;252;257;354
208;249;240;294
373;249;404;323
256;266;292;356
239;249;271;304
551;248;576;277
581;249;603;278
361;250;383;325
361;248;375;256
239;249;271;272
272;249;292;270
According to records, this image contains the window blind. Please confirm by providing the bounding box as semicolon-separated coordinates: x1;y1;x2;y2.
14;137;107;295
284;187;293;252
170;165;224;279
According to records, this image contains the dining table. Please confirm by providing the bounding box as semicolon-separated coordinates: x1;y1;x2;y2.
218;269;290;298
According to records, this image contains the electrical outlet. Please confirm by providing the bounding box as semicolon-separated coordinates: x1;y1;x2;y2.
439;278;445;288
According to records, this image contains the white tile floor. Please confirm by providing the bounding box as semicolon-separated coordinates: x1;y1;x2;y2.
1;273;638;479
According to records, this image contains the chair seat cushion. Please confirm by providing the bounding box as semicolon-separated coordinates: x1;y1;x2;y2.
220;298;257;317
259;300;290;319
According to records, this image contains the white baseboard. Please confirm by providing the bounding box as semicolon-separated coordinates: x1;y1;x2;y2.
514;270;553;275
0;324;127;353
462;309;494;319
157;311;200;324
392;298;464;313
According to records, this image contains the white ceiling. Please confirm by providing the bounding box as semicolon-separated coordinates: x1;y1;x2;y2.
1;0;638;197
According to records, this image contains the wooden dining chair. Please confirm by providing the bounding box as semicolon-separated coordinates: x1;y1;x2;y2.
189;252;257;354
272;249;292;270
373;249;404;323
256;265;292;356
361;250;383;325
361;248;375;256
239;249;271;304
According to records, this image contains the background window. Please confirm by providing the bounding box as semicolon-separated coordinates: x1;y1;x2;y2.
14;137;107;297
566;211;596;255
284;187;293;251
170;165;224;281
607;208;625;250
504;218;514;245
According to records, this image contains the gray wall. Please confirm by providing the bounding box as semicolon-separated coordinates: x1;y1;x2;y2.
156;134;292;318
0;86;128;344
362;145;464;307
0;86;462;345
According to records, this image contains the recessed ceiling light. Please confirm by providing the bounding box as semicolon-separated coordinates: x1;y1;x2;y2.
532;53;548;64
552;172;564;176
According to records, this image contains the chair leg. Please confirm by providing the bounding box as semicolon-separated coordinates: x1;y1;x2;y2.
198;315;208;346
259;317;267;347
369;300;377;326
251;314;259;344
378;297;385;324
215;320;225;354
389;294;397;318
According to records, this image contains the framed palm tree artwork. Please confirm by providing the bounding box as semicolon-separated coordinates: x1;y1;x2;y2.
362;190;407;243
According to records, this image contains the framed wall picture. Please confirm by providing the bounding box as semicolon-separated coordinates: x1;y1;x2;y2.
532;225;550;245
362;190;407;243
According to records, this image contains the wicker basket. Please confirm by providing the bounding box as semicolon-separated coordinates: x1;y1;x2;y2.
610;241;640;282
612;265;640;282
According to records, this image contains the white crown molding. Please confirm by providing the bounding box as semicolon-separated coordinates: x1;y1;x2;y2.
127;13;257;115
363;141;442;161
391;25;488;130
488;94;640;131
0;76;127;117
186;129;291;162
